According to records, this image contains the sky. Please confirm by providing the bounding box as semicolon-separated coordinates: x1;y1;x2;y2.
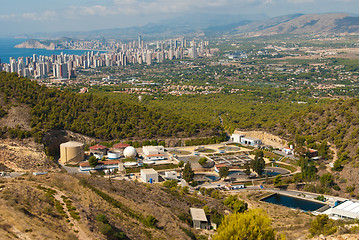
0;0;358;37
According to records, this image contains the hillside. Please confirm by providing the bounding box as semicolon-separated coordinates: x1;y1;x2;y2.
14;39;59;50
271;98;359;196
0;173;318;240
275;98;359;159
236;13;359;36
0;72;221;141
0;173;225;239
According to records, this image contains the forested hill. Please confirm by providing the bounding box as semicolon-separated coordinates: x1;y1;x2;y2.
274;98;359;165
0;72;221;140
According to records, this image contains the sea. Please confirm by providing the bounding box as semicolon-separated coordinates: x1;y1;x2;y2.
0;38;95;64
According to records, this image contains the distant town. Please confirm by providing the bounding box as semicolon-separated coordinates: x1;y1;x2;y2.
0;37;214;80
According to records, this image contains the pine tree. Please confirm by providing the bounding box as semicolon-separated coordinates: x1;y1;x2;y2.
183;163;194;183
251;150;265;177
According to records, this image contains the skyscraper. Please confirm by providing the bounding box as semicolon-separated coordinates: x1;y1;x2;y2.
138;35;142;49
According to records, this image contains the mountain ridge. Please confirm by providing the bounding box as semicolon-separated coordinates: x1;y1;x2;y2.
238;13;357;36
14;12;359;42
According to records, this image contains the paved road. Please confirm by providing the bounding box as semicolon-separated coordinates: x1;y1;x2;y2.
61;165;90;175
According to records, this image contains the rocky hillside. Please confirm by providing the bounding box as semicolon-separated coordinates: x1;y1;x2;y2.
0;173;226;240
0;139;58;172
14;39;58;50
236;13;359;36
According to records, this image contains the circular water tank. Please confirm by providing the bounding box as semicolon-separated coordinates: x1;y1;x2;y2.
108;152;119;159
93;152;103;160
60;141;84;164
123;146;137;158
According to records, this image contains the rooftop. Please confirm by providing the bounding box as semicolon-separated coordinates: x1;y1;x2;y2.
61;141;84;147
79;160;120;167
140;168;158;175
146;154;165;157
89;144;108;150
113;143;130;149
323;200;359;219
241;136;261;141
190;208;208;222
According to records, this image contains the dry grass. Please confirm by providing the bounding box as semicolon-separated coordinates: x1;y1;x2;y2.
0;173;227;239
226;190;315;240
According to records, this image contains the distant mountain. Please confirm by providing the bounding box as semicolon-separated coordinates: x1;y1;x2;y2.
236;13;359;36
14;13;359;41
15;13;268;40
14;39;58;50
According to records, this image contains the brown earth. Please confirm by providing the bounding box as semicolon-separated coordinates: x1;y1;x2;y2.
0;173;226;239
0;139;59;172
0;94;32;130
234;130;287;148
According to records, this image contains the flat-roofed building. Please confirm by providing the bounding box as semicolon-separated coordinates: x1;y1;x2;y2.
145;154;165;161
141;168;159;183
165;171;177;180
143;146;164;156
322;200;359;219
230;133;244;143
79;160;120;171
190;208;210;229
241;137;262;146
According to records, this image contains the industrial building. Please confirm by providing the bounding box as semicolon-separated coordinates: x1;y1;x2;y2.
190;208;210;229
240;136;262;146
79;160;120;171
145;154;165;161
143;146;165;161
107;152;120;159
141;168;159;183
89;144;108;155
283;147;294;155
143;146;164;155
230;133;244;143
59;141;85;164
322;200;359;219
230;133;262;147
164;171;177;180
113;143;130;154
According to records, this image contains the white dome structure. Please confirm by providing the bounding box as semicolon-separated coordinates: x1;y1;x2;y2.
123;146;137;158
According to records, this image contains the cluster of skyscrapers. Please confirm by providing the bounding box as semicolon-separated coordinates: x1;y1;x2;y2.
0;37;212;79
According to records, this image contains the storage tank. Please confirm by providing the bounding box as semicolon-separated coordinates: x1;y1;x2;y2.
123;146;137;158
108;152;119;159
59;141;84;164
93;152;103;160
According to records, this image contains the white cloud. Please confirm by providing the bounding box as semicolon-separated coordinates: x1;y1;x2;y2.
0;14;16;20
0;10;57;21
287;0;314;3
63;0;271;17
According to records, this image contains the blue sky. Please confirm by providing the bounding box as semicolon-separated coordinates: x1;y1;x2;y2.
0;0;358;36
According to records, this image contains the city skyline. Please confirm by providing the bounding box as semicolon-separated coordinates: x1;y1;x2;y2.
0;0;358;37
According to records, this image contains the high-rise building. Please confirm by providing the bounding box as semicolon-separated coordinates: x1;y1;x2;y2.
191;40;198;59
146;51;152;65
61;63;68;79
10;58;17;73
138;35;142;49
